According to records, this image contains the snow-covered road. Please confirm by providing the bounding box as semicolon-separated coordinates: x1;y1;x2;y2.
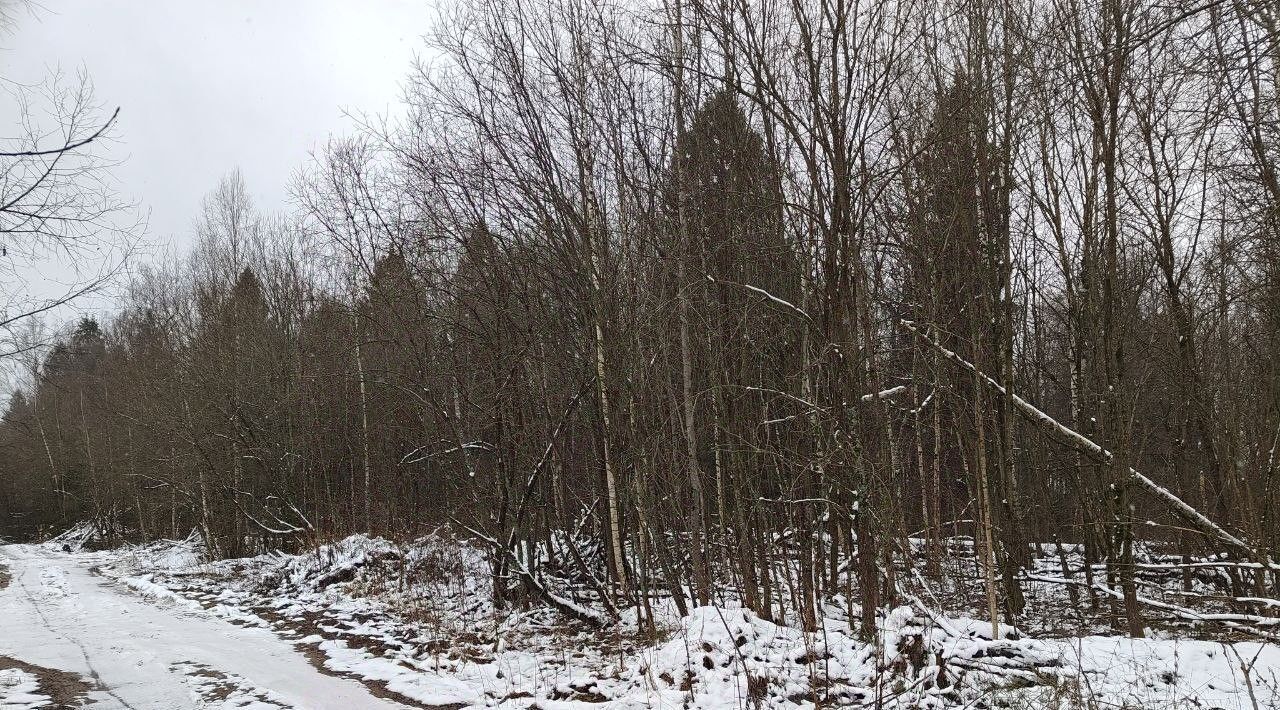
0;544;413;709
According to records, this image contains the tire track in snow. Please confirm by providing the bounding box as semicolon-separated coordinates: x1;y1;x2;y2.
5;550;141;710
0;546;416;709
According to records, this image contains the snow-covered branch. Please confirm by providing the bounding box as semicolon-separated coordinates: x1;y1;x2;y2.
900;319;1264;564
861;384;907;402
455;520;612;627
705;274;813;322
1026;574;1280;640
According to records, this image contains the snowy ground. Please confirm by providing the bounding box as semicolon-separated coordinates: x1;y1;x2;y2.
0;667;49;710
0;544;415;709
3;533;1279;709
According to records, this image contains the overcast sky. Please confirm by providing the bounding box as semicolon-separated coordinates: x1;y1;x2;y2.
4;0;427;250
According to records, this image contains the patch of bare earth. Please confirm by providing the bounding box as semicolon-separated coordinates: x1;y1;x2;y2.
0;656;93;709
115;567;464;709
249;606;465;710
170;661;291;707
0;562;9;590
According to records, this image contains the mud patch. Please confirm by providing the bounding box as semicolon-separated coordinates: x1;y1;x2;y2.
0;656;93;709
0;562;9;590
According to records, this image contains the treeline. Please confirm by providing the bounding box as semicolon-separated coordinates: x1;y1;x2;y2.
3;0;1280;638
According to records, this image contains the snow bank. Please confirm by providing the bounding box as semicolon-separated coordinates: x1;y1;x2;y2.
280;534;405;590
271;532;487;597
121;574;204;611
86;531;1280;709
599;604;1058;708
122;534;203;572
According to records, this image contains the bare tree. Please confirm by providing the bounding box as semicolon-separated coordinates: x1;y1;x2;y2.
1;68;137;359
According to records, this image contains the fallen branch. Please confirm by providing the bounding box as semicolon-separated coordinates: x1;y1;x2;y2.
454;519;611;627
1128;560;1277;572
508;385;588;552
900;319;1265;565
1026;574;1280;640
1166;589;1280;610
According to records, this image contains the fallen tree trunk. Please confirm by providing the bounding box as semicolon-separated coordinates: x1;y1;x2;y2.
1026;574;1280;641
900;319;1267;566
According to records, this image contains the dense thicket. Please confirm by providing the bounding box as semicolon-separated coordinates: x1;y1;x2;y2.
4;0;1280;637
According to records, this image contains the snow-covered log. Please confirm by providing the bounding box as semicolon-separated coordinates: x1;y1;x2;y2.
1026;574;1280;640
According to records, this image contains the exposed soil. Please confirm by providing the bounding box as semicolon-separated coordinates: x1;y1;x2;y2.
249;605;466;710
0;655;94;709
170;661;290;706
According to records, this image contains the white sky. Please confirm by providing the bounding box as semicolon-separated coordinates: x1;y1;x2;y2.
3;0;427;250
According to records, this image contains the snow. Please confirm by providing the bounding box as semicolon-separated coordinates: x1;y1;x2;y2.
5;531;1279;709
121;533;203;571
0;543;414;709
122;573;205;610
1027;636;1280;710
169;661;300;709
861;384;907;401
0;669;48;710
314;639;484;707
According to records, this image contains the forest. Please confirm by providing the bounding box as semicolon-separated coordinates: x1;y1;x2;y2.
3;0;1280;651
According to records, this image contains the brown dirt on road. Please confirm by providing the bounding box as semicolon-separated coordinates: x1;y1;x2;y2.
246;605;465;710
0;655;94;709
